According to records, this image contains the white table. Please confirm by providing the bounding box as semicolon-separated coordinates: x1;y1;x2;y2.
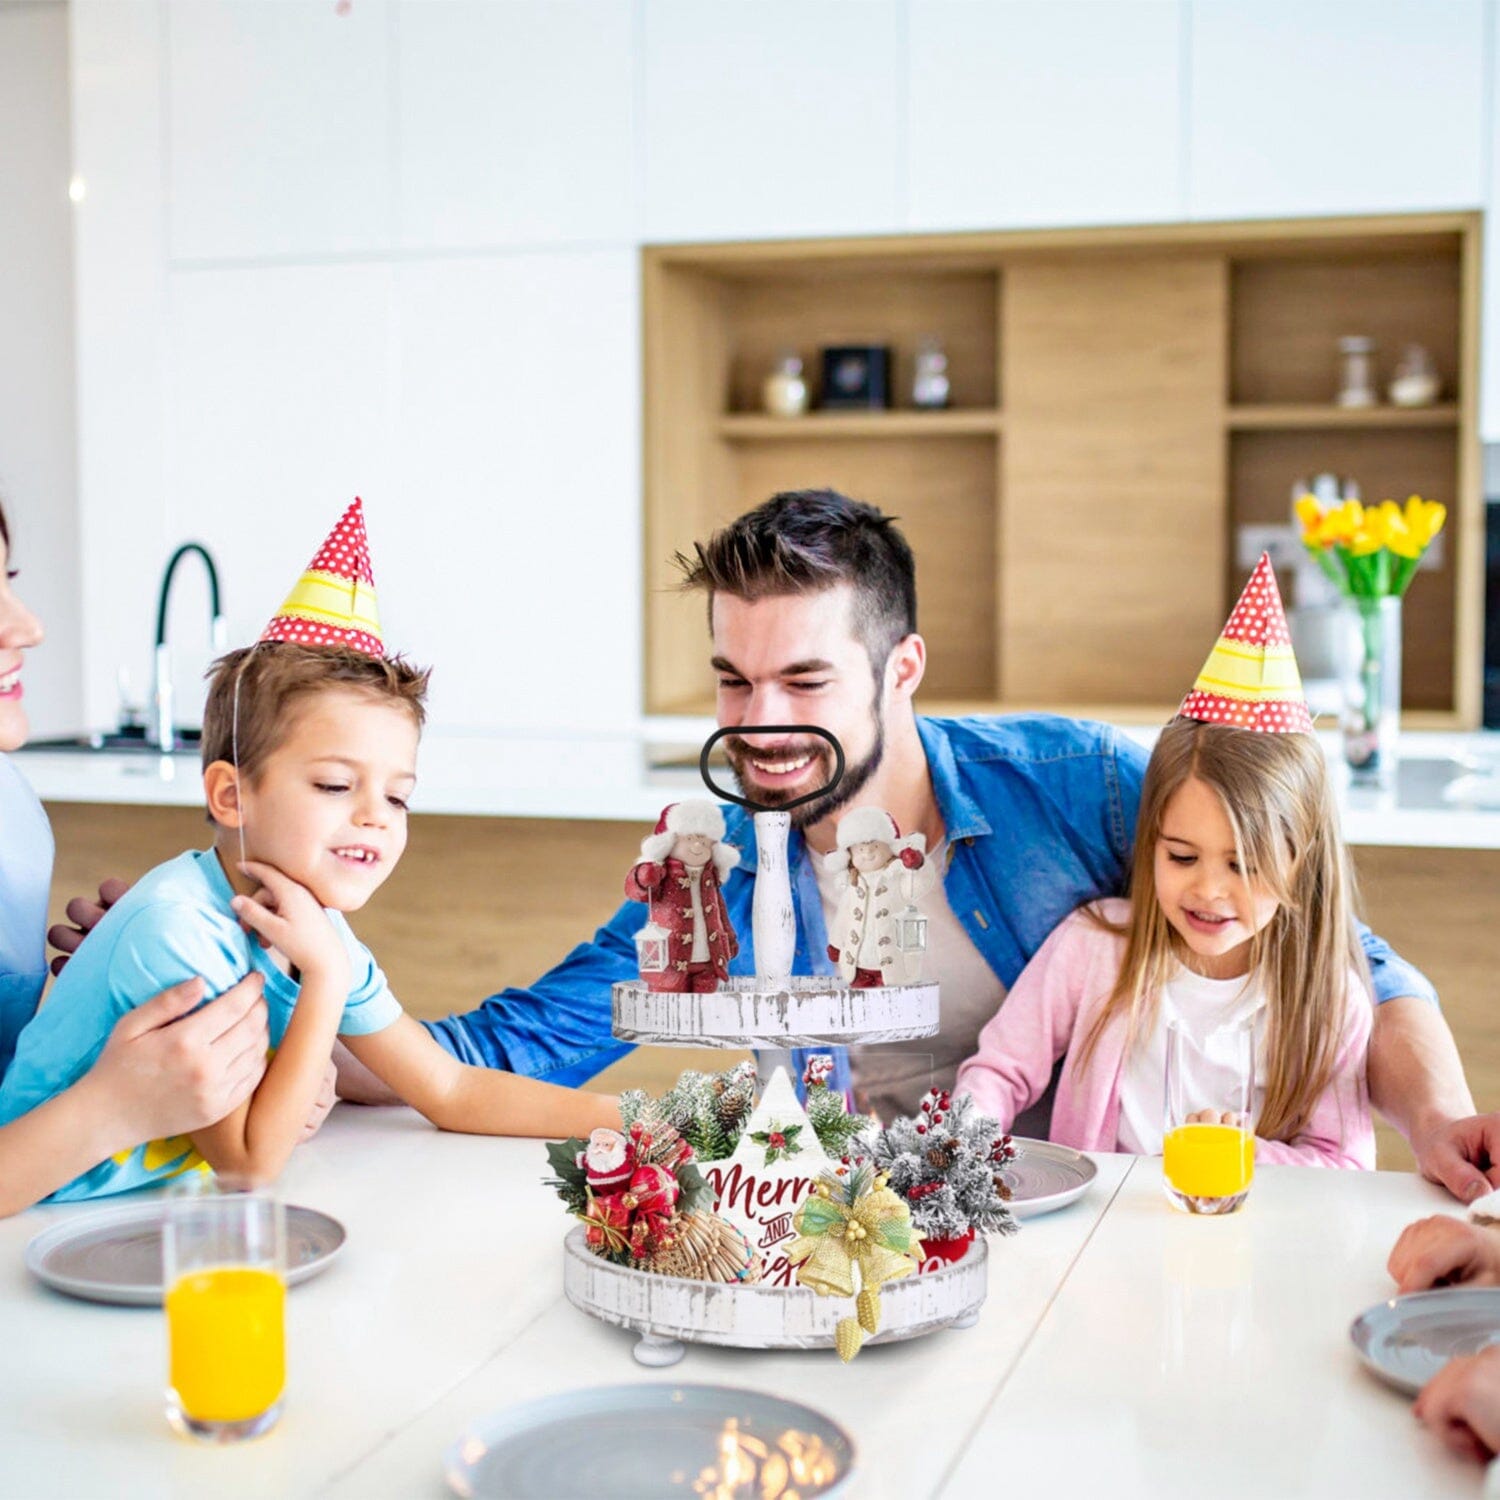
0;1108;1483;1499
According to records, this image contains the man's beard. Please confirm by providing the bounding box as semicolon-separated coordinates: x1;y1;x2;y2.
721;703;885;829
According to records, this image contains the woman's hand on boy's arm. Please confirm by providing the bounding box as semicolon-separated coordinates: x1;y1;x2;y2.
344;1016;621;1138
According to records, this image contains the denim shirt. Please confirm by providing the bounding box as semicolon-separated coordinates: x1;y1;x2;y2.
424;714;1436;1087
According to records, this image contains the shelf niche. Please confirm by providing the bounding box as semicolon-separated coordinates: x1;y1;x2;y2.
644;215;1480;726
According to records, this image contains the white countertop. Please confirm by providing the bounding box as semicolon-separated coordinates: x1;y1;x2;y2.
14;720;1500;850
0;1109;1477;1499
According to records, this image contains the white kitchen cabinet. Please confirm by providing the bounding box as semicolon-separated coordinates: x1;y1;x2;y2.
167;0;393;262
641;0;903;243
396;0;636;252
907;0;1184;232
162;264;399;712
393;250;640;732
1188;0;1485;222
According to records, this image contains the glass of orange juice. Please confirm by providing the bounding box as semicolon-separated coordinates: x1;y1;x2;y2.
163;1179;286;1442
1162;1016;1255;1216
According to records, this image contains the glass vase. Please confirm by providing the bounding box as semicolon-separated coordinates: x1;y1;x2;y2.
1338;595;1402;789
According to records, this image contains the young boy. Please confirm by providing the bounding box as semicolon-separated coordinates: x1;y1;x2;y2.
0;502;618;1200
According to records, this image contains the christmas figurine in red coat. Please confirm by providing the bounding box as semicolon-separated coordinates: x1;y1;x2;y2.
625;800;740;992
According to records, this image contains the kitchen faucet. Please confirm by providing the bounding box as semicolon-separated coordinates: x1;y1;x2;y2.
150;542;227;751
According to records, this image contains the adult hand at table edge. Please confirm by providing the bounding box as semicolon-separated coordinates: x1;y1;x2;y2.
1411;1113;1500;1203
332;1039;402;1106
300;1058;339;1141
1388;1215;1500;1294
1414;1346;1500;1464
47;875;132;975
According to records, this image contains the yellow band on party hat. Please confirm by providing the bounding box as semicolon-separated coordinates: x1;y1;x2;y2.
275;573;381;636
1189;638;1304;700
1178;552;1313;734
259;498;385;658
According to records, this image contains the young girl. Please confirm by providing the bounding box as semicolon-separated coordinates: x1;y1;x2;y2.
956;559;1374;1169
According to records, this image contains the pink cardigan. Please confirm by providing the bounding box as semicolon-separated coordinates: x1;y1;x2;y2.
954;900;1375;1169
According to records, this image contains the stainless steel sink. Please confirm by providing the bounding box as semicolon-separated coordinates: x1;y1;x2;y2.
26;728;201;757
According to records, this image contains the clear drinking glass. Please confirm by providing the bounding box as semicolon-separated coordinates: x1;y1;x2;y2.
1162;1017;1255;1215
163;1180;286;1442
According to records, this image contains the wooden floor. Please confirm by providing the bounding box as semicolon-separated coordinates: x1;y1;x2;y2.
44;803;1500;1170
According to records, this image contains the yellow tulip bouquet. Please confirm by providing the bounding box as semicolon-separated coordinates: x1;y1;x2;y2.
1293;493;1446;779
1294;493;1447;600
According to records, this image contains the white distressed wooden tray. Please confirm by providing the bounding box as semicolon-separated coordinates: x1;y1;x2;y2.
563;1224;987;1367
611;975;940;1048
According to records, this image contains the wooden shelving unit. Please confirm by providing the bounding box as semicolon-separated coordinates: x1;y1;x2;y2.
643;214;1481;726
717;411;1003;440
1225;404;1460;430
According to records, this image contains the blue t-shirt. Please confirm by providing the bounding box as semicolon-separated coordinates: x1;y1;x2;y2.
0;847;402;1201
0;755;53;1078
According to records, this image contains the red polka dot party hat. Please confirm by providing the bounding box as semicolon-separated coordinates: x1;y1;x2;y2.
1178;552;1313;733
259;498;384;657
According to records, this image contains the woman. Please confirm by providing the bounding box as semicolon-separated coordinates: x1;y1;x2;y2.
0;500;281;1216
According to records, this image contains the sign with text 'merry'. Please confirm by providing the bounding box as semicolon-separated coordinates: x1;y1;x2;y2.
703;1067;830;1289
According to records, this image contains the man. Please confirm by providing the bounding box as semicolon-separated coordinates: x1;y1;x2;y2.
343;489;1496;1199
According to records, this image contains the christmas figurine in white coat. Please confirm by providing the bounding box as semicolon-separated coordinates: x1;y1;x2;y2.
824;807;936;988
625;800;740;993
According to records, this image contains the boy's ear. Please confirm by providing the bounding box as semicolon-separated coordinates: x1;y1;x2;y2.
203;761;245;829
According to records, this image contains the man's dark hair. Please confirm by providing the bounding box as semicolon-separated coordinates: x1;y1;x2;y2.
674;489;918;670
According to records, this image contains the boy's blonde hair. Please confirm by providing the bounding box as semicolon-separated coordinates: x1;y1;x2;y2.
201;642;430;783
1077;718;1368;1144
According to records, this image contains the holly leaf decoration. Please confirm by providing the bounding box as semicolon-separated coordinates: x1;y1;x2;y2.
749;1121;804;1166
542;1137;590;1215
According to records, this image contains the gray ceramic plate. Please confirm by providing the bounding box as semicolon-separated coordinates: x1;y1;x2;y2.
1000;1139;1100;1218
1350;1287;1500;1396
24;1200;345;1306
444;1384;855;1499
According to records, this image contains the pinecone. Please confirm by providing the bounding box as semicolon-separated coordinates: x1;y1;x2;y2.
836;1315;865;1363
856;1287;881;1335
642;1212;762;1284
926;1137;960;1171
993;1174;1013;1201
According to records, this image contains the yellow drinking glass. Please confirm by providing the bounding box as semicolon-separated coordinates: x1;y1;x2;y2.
163;1180;286;1442
1163;1016;1255;1216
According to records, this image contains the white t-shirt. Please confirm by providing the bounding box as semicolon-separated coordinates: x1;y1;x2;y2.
1114;964;1269;1156
814;841;1006;1123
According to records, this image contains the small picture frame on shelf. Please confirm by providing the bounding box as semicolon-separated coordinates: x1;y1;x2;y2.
819;345;891;410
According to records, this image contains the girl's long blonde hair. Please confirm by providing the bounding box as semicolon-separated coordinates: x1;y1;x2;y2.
1077;719;1368;1143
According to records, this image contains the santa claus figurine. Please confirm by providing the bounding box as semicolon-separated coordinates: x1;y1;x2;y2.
625;800;740;993
824;807;938;988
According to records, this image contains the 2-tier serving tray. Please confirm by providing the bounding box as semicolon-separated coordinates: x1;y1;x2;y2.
568;727;987;1366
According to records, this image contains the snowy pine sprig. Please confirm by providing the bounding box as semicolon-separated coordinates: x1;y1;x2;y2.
860;1089;1019;1241
619;1061;757;1162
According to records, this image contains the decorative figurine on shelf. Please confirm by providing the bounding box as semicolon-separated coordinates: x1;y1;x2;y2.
823;808;936;987
1336;335;1378;408
761;351;810;418
625;800;740;992
1388;343;1441;407
911;336;951;410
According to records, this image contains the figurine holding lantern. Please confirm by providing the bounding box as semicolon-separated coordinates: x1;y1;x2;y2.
625;800;740;992
824;808;936;988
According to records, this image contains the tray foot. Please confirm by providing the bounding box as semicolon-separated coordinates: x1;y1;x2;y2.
632;1332;686;1368
950;1309;980;1330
